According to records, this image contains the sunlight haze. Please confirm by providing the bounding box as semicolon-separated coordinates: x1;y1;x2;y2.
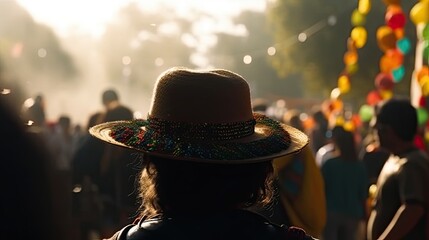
16;0;266;38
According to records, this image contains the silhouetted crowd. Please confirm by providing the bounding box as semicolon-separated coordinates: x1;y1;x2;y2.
2;68;429;240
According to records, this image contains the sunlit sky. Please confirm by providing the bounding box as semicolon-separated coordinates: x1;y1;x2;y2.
16;0;266;38
12;0;268;125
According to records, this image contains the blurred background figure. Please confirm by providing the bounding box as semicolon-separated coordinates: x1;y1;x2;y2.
308;109;329;156
321;126;368;240
98;88;138;238
367;99;429;240
72;111;105;240
101;89;133;122
22;94;46;128
0;92;68;240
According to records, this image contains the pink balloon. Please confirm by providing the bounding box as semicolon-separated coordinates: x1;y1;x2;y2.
375;72;394;90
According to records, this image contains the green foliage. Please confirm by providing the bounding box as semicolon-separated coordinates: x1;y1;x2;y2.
267;0;417;105
206;11;304;99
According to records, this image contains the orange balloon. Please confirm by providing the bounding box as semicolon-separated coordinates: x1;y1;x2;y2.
330;99;344;113
376;26;397;52
417;66;429;83
394;28;404;39
347;37;356;51
386;4;402;14
382;0;401;6
344;51;358;65
379;55;396;73
385;49;404;68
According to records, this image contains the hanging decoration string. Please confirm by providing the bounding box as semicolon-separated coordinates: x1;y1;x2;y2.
410;0;429;141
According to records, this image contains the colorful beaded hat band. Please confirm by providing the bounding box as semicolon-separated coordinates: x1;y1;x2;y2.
106;113;292;161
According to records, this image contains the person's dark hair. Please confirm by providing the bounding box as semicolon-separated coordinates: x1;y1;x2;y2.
331;126;358;161
58;115;71;129
138;155;274;218
376;98;417;141
102;89;119;105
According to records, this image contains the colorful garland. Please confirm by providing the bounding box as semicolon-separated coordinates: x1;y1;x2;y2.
411;0;429;135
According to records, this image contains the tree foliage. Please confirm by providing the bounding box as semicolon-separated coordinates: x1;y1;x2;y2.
0;0;78;84
267;0;417;105
207;10;304;100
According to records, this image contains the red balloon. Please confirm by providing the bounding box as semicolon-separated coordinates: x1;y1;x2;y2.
386;11;406;30
375;73;394;90
419;95;426;107
367;90;383;106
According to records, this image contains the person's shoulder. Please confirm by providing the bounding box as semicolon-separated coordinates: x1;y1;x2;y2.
403;149;429;166
110;210;315;240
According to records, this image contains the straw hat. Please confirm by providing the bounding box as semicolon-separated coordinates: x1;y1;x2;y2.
90;67;308;164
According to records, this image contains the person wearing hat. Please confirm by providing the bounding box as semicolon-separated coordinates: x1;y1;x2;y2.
90;67;316;240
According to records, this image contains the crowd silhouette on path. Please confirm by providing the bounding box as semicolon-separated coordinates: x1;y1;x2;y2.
2;67;429;240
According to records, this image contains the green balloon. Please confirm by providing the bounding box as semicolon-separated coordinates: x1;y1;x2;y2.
351;9;366;26
424;41;429;62
417;107;429;126
359;104;373;122
423;24;429;40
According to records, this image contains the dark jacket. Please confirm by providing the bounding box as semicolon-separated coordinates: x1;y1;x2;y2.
111;210;315;240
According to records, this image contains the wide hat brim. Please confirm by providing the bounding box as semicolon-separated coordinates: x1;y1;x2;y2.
89;114;308;164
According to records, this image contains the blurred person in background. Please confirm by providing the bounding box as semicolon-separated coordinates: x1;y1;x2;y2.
0;92;68;239
321;126;368;240
46;114;76;239
72;111;105;240
90;67;316;240
99;88;138;237
308;109;329;156
22;94;46;127
367;98;429;240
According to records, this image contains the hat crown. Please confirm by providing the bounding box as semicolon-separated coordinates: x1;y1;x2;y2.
149;68;253;123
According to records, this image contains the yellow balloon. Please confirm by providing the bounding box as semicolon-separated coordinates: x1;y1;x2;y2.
343;121;355;132
358;0;371;15
335;116;345;126
425;130;429;142
338;75;351;94
420;75;429;88
379;89;393;100
410;0;429;25
422;80;429;96
351;27;367;48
